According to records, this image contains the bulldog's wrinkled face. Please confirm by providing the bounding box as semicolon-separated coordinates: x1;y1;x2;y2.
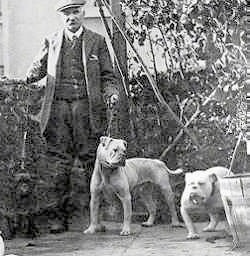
97;136;127;168
185;171;218;206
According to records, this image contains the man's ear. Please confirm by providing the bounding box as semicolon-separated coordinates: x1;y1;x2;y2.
209;173;218;184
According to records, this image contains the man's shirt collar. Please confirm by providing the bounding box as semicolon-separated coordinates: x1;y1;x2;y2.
64;26;84;41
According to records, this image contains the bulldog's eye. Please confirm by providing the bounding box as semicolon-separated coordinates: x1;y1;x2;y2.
113;149;118;153
198;182;205;186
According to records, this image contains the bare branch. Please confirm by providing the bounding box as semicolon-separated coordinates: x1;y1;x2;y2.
160;99;201;160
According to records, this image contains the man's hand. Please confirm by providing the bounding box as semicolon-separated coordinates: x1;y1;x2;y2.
107;94;119;108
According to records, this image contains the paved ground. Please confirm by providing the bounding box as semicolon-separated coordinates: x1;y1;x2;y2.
4;221;250;256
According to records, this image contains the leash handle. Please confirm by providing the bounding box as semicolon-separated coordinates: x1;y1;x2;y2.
106;106;116;137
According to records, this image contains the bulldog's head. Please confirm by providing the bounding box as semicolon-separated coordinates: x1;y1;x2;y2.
185;171;218;206
97;136;127;168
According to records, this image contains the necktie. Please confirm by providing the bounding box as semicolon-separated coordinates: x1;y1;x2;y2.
71;35;78;49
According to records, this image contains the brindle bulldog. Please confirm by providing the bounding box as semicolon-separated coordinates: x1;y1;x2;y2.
84;136;183;236
180;166;229;239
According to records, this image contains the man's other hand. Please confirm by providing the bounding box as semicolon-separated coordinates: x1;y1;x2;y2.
107;94;119;108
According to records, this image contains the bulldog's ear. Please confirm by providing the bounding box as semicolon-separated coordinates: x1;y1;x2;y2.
123;140;128;148
209;173;218;184
100;136;108;146
100;136;113;148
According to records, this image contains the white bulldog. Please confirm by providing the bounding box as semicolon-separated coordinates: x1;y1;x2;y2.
84;136;183;236
180;166;229;239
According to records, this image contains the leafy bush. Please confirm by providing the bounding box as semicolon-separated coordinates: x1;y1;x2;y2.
122;0;247;172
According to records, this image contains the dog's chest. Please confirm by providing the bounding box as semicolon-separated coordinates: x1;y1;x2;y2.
98;168;124;188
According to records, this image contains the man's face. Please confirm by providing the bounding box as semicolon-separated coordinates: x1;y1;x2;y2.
59;6;85;33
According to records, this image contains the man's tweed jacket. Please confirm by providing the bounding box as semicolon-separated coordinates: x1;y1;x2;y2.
26;28;119;134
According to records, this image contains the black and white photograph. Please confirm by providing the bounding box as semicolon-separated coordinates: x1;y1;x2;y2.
0;0;249;255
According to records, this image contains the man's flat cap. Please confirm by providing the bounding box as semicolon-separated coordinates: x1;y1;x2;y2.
55;0;87;12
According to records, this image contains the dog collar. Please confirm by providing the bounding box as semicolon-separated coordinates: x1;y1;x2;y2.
100;160;119;170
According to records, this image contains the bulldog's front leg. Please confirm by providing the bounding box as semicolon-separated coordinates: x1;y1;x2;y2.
111;172;132;235
119;193;132;236
180;206;200;240
84;190;105;234
203;213;219;232
84;166;105;234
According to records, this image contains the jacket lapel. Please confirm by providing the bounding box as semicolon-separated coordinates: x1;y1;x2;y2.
48;30;64;76
81;28;99;132
82;29;95;63
82;28;95;92
41;30;63;134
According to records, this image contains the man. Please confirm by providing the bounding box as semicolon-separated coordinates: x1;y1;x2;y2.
26;0;120;233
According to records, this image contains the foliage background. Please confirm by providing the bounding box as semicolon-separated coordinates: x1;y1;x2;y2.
122;0;247;172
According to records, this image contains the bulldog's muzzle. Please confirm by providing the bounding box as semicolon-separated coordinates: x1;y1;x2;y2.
101;154;126;168
189;193;205;205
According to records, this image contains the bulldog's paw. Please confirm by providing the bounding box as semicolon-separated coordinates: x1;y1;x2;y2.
141;221;154;227
120;227;131;236
203;226;216;232
187;232;200;240
84;224;106;234
84;226;96;234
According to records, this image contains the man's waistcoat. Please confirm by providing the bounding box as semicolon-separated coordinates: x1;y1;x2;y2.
55;34;87;100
